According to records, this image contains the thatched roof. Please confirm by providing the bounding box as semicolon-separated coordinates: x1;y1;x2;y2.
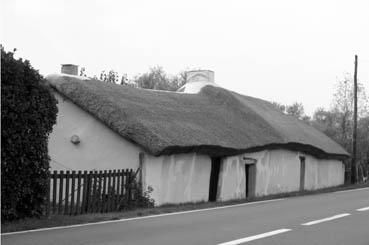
47;74;349;159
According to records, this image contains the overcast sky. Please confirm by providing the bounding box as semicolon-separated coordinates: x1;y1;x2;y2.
2;0;369;116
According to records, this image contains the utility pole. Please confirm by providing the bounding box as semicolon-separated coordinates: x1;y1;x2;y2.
351;55;358;184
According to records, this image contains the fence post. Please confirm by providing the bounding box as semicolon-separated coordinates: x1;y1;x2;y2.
112;170;116;211
101;170;107;213
46;172;51;217
87;170;93;213
127;169;133;208
52;170;57;214
76;171;82;215
122;170;126;208
70;171;76;215
107;170;112;212
97;170;103;212
92;171;98;212
58;171;64;214
139;152;144;196
116;170;121;210
82;171;89;213
64;171;70;215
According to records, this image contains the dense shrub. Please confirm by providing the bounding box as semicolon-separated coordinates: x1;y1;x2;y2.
1;47;58;221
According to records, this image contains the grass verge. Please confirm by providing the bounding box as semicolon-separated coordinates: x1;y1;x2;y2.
2;182;368;234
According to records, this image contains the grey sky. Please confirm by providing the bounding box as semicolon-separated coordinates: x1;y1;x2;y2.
1;0;369;116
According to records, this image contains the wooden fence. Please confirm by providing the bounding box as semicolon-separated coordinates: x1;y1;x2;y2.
46;169;140;216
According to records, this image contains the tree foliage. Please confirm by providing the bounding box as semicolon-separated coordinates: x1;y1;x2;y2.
272;75;369;179
92;66;193;91
100;70;120;83
311;75;369;178
1;47;58;221
272;101;310;121
132;66;187;91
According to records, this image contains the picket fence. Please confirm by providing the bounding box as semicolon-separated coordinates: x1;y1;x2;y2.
46;169;140;216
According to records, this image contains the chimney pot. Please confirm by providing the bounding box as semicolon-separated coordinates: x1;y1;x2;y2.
61;64;78;76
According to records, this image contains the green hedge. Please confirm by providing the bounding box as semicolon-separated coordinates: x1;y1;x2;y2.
1;47;58;221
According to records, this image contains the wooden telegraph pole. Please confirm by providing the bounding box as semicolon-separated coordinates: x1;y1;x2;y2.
351;55;358;184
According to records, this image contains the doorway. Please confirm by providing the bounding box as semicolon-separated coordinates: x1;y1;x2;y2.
245;163;256;198
299;156;306;191
208;157;221;202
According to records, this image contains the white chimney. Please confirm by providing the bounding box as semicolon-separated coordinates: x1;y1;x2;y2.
61;64;78;76
177;70;217;93
186;70;214;84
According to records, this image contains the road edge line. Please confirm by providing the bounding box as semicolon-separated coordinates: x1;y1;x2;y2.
333;186;369;194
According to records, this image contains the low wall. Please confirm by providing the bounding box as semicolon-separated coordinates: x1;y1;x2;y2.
143;153;212;206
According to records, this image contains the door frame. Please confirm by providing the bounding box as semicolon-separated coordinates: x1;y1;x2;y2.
244;158;257;198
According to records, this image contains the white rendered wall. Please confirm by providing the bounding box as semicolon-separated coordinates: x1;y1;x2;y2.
252;150;301;196
217;149;345;201
304;156;344;190
217;156;246;201
142;153;212;206
48;93;142;171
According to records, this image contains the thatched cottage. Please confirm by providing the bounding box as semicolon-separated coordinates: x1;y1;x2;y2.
46;68;348;205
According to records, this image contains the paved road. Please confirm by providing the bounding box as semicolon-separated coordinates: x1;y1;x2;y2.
2;187;369;245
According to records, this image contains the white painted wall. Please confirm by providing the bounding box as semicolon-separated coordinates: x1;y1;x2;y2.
217;149;345;201
253;150;301;196
48;93;142;171
142;153;212;206
217;156;246;201
304;156;344;190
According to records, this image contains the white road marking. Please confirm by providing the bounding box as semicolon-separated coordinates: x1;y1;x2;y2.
217;229;292;245
357;206;369;211
333;186;369;194
301;213;351;226
1;198;284;236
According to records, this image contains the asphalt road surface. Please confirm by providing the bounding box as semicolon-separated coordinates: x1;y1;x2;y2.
2;187;369;245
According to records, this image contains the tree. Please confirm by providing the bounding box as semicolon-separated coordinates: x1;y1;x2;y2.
272;102;286;113
120;73;128;85
311;75;369;181
333;74;369;118
100;70;119;83
132;66;189;91
1;47;58;221
79;67;87;77
271;101;310;122
286;102;306;120
133;66;171;90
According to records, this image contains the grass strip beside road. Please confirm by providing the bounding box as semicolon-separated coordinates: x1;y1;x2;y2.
2;182;368;234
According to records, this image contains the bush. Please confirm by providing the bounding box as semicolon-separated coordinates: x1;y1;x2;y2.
1;47;58;221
